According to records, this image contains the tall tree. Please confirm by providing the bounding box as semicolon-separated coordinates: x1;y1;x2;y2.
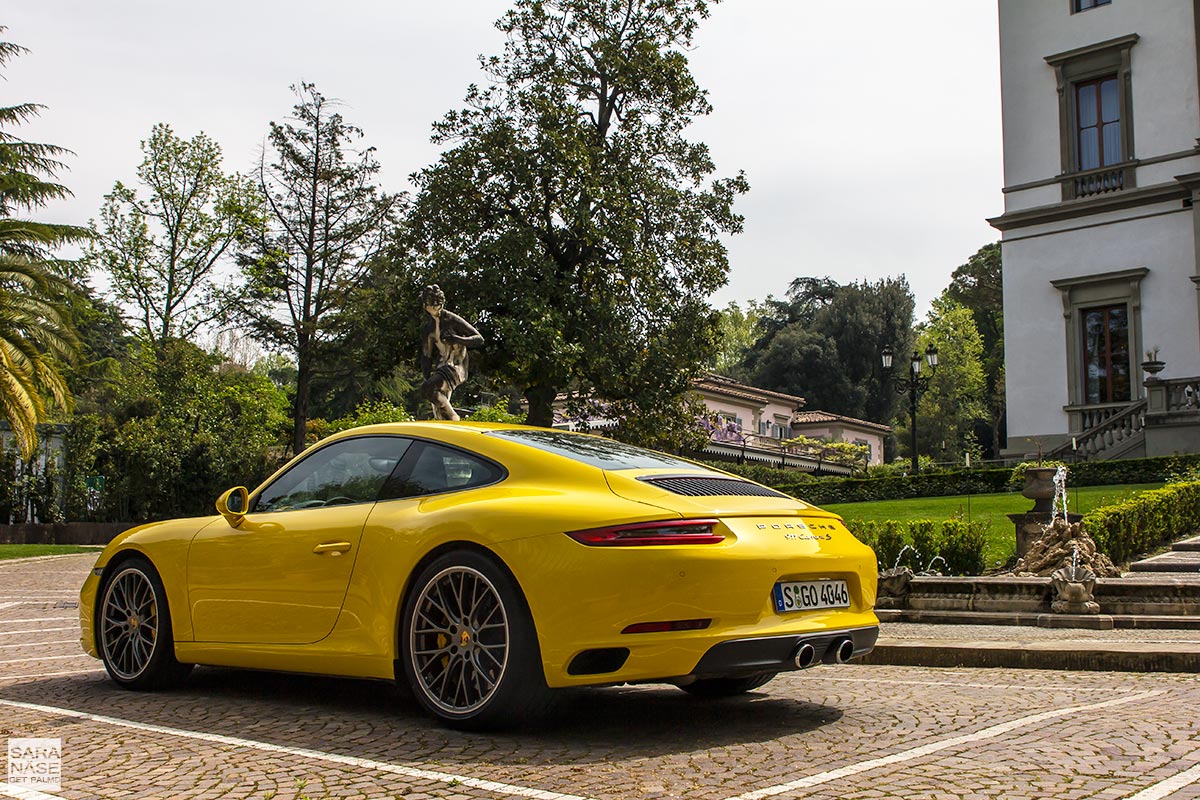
710;299;767;378
239;83;397;455
894;297;987;465
406;0;747;431
745;276;915;424
0;31;83;457
941;242;1004;456
87;124;262;343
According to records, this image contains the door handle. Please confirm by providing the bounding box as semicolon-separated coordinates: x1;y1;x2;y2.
313;541;352;556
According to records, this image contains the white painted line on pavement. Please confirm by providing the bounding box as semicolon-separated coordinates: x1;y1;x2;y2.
1123;759;1200;800
0;698;595;800
0;602;21;611
0;783;66;800
725;690;1164;800
0;618;76;626
0;668;103;681
0;628;76;637
0;655;90;666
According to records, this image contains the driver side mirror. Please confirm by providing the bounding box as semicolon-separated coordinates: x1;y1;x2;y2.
215;486;250;528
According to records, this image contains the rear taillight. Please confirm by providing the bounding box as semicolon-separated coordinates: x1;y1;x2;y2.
566;519;724;546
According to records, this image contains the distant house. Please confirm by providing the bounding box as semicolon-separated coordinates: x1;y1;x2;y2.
989;0;1200;459
550;373;890;473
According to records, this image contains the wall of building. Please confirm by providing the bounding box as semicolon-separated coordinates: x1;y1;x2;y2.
792;423;886;466
999;0;1199;210
1003;205;1197;440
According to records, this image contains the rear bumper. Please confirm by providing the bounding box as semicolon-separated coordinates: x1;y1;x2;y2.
691;625;878;677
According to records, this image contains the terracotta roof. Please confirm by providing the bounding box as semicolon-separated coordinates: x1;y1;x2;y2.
694;373;806;408
792;410;892;434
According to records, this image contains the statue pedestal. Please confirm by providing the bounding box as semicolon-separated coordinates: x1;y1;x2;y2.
1007;512;1083;558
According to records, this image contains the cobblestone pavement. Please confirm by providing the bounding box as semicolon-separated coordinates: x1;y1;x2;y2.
1;554;1199;800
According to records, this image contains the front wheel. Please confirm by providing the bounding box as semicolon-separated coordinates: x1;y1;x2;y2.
401;550;553;729
680;672;776;698
97;556;192;690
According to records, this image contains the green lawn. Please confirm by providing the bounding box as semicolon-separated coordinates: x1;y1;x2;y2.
0;544;102;560
824;482;1164;569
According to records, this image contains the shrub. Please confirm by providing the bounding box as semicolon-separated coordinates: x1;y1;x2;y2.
468;404;526;424
845;517;988;576
1006;460;1068;492
744;453;1200;507
939;519;988;576
699;460;817;487
1083;480;1200;564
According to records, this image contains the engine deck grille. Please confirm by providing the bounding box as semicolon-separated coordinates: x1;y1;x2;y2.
639;475;791;499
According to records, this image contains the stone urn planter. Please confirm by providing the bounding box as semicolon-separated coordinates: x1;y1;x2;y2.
1141;359;1166;379
1021;466;1059;513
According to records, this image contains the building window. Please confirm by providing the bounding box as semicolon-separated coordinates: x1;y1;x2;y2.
1081;304;1131;404
1045;34;1137;199
1051;268;1146;423
1073;0;1111;12
1075;76;1121;170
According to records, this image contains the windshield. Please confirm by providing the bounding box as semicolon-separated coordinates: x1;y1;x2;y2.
486;428;709;471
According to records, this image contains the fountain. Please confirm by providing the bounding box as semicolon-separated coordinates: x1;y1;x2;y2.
920;555;948;576
1008;465;1118;612
876;546;920;609
1007;463;1083;558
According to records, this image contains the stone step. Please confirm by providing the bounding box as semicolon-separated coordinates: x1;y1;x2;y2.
880;574;1200;617
876;608;1200;630
1172;535;1200;552
1128;551;1200;573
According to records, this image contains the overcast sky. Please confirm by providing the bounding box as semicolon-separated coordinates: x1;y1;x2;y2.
7;1;1002;318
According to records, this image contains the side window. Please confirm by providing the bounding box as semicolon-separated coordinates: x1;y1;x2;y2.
254;437;412;512
381;441;504;500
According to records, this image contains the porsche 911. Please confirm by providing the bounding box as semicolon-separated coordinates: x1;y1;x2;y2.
80;422;879;728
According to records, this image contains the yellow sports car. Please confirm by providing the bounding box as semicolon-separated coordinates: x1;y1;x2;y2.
80;422;879;728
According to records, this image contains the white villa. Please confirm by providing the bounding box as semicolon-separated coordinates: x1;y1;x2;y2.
551;374;890;475
990;0;1200;460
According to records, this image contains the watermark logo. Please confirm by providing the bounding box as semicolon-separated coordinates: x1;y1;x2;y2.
7;738;62;791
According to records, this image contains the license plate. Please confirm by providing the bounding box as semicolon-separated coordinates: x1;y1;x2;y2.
773;580;850;613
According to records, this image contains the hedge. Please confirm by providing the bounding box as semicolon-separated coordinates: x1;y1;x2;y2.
1083;480;1200;564
715;453;1200;507
846;518;987;576
780;470;1012;506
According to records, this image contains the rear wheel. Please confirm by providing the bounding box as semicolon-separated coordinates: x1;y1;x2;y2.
401;550;553;729
680;672;776;697
97;556;192;690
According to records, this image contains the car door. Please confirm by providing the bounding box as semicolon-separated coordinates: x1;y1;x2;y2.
187;435;412;645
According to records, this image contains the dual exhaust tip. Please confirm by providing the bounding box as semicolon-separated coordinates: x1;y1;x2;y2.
792;638;854;670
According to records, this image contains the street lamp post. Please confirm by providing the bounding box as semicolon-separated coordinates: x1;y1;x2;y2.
881;344;939;475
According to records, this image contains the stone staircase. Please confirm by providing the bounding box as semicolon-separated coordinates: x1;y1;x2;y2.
1128;535;1200;574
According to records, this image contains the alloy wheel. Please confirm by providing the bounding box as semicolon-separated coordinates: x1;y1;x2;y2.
100;567;159;681
409;565;510;715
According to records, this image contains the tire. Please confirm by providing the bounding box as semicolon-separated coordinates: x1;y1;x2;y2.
97;556;192;690
400;549;552;729
680;672;776;698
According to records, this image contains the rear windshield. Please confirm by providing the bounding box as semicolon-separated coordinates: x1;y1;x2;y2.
486;429;707;471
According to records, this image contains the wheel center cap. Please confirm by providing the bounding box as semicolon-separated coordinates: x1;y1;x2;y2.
459;630;471;647
129;616;139;629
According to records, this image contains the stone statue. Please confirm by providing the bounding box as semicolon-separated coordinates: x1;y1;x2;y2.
419;285;484;421
1050;563;1100;614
